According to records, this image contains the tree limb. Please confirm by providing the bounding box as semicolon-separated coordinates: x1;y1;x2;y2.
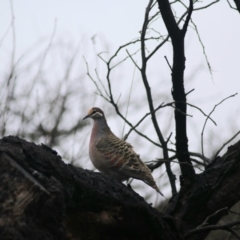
141;0;177;195
157;0;195;182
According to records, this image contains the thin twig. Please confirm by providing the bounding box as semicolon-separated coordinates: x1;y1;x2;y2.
148;158;204;172
190;158;205;167
185;221;240;239
149;11;160;22
110;49;140;70
186;88;195;96
146;35;170;60
171;105;193;117
201;93;238;165
83;57;109;101
123;103;165;141
95;69;110;98
142;0;177;195
121;65;136;138
191;19;213;81
164;56;172;71
226;0;238;10
189;151;210;163
166;132;173;144
108;39;142;64
211;151;239;191
126;49;141;70
194;0;220;11
97;51;108;63
213;130;240;159
201;207;229;227
186;102;216;126
229;210;240;216
0;22;12;48
228;228;240;240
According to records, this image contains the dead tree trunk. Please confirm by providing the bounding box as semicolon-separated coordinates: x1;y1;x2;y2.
1;135;240;240
0;136;182;240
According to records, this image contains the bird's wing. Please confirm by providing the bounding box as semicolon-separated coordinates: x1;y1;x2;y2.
95;136;147;178
96;135;163;195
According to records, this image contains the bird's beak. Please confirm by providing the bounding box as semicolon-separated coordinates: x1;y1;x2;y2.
83;114;90;120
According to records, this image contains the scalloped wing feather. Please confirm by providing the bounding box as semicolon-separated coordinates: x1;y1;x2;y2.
95;135;163;195
96;136;152;178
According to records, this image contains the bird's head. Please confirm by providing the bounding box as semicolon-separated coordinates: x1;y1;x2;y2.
83;107;105;120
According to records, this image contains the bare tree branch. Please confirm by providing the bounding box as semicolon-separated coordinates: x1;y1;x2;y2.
141;0;177;195
123;103;165;141
201;93;238;164
194;0;220;11
126;49;141;70
164;55;172;71
189;151;210;163
182;0;193;35
185;221;240;239
213;130;240;159
186;102;216;126
157;0;195;182
227;0;240;12
190;19;213;80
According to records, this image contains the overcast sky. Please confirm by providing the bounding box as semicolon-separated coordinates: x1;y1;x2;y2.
1;0;240;200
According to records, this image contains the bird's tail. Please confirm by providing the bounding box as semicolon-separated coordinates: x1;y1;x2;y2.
144;178;165;197
153;184;164;197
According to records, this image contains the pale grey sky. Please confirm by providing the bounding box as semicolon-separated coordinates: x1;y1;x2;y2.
1;0;240;200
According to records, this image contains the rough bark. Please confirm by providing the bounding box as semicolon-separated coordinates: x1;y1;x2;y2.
0;136;182;240
167;140;240;240
1;136;240;240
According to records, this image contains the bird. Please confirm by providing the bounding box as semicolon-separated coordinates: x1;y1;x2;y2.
83;107;163;196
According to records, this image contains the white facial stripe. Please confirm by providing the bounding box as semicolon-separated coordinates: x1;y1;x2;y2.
92;112;103;117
